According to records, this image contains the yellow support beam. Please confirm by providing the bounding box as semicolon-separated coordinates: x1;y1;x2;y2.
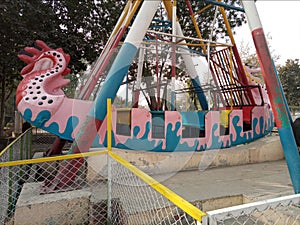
107;98;112;151
217;0;236;45
163;0;207;54
110;0;141;37
123;0;142;28
0;128;32;157
185;0;207;54
110;0;132;37
195;4;213;15
0;150;108;167
109;151;207;222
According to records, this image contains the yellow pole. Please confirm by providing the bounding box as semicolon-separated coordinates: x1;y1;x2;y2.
0;150;108;167
185;0;207;54
195;4;212;15
107;97;113;220
110;0;142;37
163;0;207;54
218;1;253;101
124;0;142;28
110;0;132;37
109;151;207;222
218;1;235;45
107;98;112;151
190;14;207;54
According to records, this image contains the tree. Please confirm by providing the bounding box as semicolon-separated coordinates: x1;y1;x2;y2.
278;59;300;110
178;0;245;41
238;36;280;81
0;0;125;136
0;0;246;135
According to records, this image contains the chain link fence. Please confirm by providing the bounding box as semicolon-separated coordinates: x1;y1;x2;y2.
0;151;203;225
30;127;71;155
2;128;300;225
0;128;32;224
0;129;204;225
108;152;202;225
202;194;300;225
0;149;109;225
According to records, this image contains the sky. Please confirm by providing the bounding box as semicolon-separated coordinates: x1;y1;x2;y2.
117;1;300;103
234;1;300;65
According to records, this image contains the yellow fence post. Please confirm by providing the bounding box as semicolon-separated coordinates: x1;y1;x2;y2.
107;98;112;151
107;98;113;222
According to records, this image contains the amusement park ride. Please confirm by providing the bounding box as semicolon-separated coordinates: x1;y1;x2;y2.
16;0;300;193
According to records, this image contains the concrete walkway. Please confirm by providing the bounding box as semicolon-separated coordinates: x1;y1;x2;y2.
111;133;295;209
161;159;294;206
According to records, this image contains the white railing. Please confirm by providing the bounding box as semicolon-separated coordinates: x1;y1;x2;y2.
202;194;300;225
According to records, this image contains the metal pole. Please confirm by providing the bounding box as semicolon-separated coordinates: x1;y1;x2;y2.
242;0;300;193
171;0;177;110
107;98;112;223
133;48;145;108
163;0;208;110
47;0;161;192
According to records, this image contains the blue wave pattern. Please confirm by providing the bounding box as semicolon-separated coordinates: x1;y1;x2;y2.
22;108;79;141
112;113;274;151
22;108;274;152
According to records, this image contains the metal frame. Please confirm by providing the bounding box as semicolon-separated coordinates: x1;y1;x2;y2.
202;194;300;225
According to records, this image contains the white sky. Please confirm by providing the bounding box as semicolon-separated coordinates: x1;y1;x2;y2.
117;1;300;102
234;1;300;66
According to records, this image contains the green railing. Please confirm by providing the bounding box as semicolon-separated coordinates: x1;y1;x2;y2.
0;128;33;222
0;128;32;160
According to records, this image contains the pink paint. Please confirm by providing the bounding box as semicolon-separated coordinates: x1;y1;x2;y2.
44;99;92;136
229;110;242;142
206;111;220;148
131;108;151;139
180;138;198;148
252;106;265;134
165;111;182;136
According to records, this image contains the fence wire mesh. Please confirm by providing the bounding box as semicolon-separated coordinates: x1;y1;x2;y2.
0;128;32;224
108;155;199;225
0;149;108;225
2;129;300;225
0;129;201;225
0;151;200;225
203;194;300;225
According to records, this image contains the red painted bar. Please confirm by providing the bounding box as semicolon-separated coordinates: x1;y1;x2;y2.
251;28;289;129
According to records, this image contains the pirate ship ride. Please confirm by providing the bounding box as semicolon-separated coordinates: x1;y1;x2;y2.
17;0;274;154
